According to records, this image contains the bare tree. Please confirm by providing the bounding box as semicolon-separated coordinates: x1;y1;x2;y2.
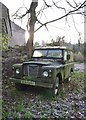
12;0;86;58
26;1;38;58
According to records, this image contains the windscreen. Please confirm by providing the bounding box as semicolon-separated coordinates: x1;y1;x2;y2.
33;49;62;58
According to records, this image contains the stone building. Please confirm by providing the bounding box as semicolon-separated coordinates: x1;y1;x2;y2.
0;2;26;47
0;2;12;37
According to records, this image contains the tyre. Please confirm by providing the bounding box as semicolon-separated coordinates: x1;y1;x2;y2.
52;77;59;96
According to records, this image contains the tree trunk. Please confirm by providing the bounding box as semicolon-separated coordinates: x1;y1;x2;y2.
26;1;38;58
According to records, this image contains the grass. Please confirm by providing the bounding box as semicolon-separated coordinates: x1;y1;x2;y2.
24;111;33;119
2;102;33;119
15;104;25;112
2;72;85;119
66;72;85;93
37;72;85;101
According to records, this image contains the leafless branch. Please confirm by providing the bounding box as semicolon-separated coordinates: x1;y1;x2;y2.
37;4;47;20
36;3;45;17
20;10;30;19
35;1;86;32
71;15;79;33
65;0;76;8
72;12;85;15
12;1;38;19
36;18;43;25
12;7;24;17
52;0;66;13
36;18;49;31
45;24;49;31
36;0;64;17
43;0;51;7
65;16;70;27
72;0;78;7
12;0;85;34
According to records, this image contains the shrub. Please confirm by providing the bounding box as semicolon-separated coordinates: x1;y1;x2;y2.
0;34;10;50
74;52;84;62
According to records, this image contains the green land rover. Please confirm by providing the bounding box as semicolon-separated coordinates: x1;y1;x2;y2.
10;46;74;96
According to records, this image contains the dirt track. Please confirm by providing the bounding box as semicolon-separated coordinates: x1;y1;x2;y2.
74;63;85;73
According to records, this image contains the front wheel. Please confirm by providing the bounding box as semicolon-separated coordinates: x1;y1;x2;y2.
52;77;59;96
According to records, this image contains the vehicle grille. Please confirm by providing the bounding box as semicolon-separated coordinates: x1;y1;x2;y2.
23;64;39;77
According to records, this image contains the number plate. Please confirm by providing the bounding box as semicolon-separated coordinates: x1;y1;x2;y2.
21;80;35;86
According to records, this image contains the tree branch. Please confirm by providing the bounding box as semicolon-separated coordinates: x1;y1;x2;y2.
35;1;86;32
52;0;66;13
65;0;76;8
43;0;51;7
72;0;78;7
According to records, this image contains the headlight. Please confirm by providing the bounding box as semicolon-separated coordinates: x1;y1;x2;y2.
16;69;20;74
43;71;48;77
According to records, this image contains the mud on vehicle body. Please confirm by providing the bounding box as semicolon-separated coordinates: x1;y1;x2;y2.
10;46;74;96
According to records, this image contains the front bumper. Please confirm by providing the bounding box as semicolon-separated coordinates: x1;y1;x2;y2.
10;77;53;88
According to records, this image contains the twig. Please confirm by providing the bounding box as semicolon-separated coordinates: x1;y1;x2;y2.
35;1;86;32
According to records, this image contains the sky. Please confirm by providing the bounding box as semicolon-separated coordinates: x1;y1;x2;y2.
0;0;84;44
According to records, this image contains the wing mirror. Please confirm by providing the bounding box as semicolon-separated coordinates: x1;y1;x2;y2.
67;54;70;60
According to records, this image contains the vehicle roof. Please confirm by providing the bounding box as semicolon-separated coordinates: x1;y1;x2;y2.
34;46;67;50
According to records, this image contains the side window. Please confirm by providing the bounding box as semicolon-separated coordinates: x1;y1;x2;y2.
64;51;67;61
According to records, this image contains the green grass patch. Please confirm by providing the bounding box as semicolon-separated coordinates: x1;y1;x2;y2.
2;102;33;119
24;111;33;119
68;72;85;93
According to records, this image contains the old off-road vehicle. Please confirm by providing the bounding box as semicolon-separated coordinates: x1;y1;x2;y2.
11;46;74;96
